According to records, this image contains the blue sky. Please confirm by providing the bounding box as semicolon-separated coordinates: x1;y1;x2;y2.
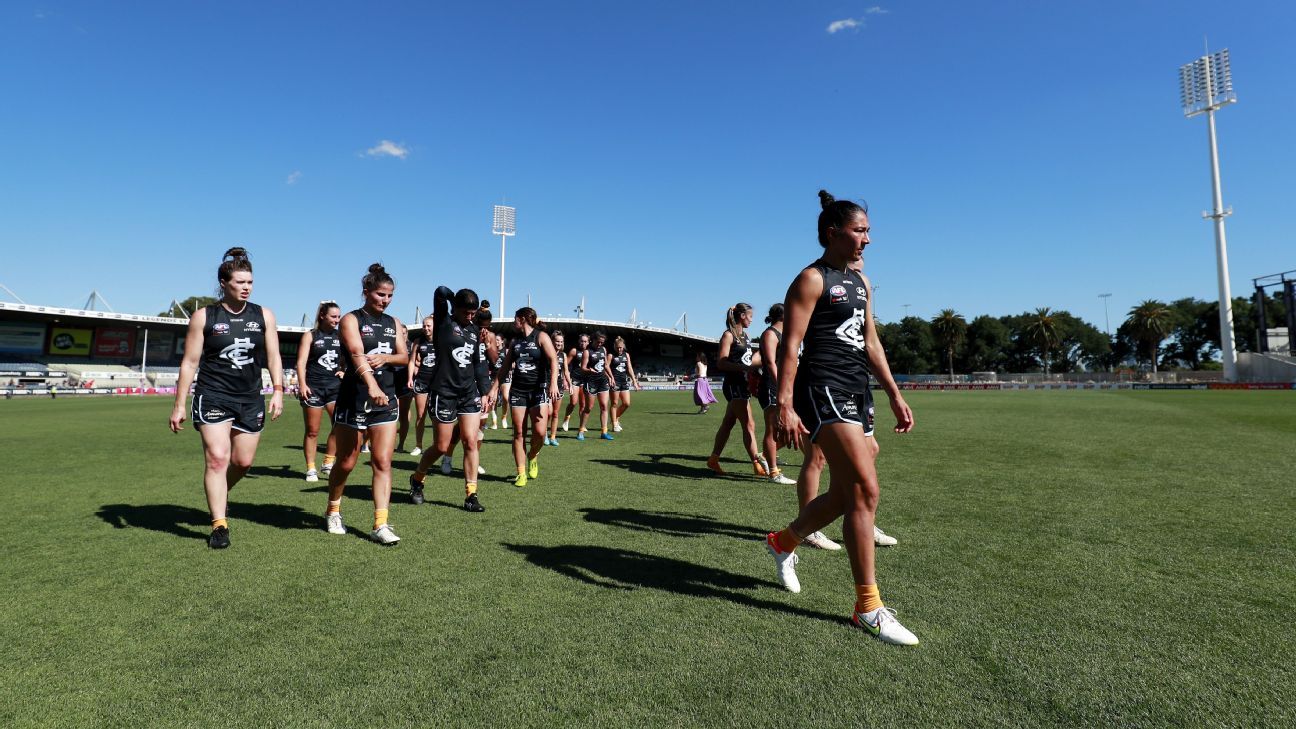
2;1;1293;337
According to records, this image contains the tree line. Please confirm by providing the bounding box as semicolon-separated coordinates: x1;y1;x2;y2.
878;293;1289;376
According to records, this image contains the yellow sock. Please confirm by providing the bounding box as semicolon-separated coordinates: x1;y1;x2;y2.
212;518;228;530
373;509;388;530
306;460;316;471
323;455;336;467
855;584;883;614
413;469;427;483
326;499;342;515
465;482;478;497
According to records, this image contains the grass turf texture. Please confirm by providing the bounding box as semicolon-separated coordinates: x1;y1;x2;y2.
1;391;1293;727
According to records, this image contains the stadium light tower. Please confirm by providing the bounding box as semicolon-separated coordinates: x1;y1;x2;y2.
493;204;517;315
1179;48;1239;381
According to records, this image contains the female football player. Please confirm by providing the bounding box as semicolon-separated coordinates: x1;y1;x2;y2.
296;300;343;482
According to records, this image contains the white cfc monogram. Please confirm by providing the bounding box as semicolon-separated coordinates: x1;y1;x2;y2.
835;309;867;350
221;337;255;368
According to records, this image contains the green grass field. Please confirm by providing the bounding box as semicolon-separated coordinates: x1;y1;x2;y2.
1;390;1293;727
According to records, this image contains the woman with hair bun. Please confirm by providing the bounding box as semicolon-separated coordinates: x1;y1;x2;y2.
561;333;589;433
705;303;767;477
296;300;344;482
488;307;560;486
763;190;919;645
169;247;284;550
323;263;407;546
756;303;796;485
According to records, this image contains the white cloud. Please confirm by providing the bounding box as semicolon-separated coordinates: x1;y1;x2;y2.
285;170;302;185
827;18;862;34
364;140;410;159
865;6;889;14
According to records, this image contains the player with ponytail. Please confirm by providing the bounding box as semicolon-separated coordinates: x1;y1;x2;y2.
323;263;408;546
763;190;920;645
705;302;766;476
296;300;343;482
169;247;284;549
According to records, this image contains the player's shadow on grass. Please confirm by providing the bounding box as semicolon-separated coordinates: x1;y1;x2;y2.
579;508;763;541
97;502;327;541
503;543;840;626
245;464;298;481
590;452;747;481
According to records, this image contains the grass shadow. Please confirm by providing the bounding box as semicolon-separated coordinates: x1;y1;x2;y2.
503;543;841;626
579;508;764;541
96;502;328;540
590;452;750;481
245;464;298;481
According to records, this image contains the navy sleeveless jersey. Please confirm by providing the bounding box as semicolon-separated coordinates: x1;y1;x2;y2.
611;352;630;384
305;328;342;385
722;330;753;386
431;312;485;396
195;303;267;403
341;308;398;399
412;335;437;384
586;347;609;382
758;326;781;390
798;260;870;392
510;329;549;391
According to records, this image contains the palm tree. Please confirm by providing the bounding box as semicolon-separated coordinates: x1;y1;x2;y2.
930;309;968;379
1125;299;1173;373
1025;307;1058;374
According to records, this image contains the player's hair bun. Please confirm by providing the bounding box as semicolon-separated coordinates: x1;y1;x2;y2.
818;190;836;210
368;263;387;275
223;246;249;260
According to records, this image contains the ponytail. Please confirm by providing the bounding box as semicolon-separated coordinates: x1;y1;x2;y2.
726;303;752;341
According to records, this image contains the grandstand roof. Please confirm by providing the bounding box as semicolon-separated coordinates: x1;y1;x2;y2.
0;302;717;344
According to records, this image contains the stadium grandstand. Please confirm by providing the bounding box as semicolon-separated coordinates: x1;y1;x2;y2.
0;300;718;395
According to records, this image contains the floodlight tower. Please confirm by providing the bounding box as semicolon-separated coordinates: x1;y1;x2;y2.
492;204;517;314
1179;48;1239;381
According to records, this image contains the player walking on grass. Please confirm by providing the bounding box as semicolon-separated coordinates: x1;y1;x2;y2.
323;264;407;546
489;307;560;486
792;255;899;552
764;191;919;645
544;331;572;445
169;247;284;550
561;333;589;433
296;300;344;483
609;336;640;433
407;316;437;456
577;331;615;441
756;304;796;486
706;303;767;477
408;286;494;512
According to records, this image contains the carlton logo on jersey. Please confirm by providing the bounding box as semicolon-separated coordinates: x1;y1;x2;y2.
740;349;753;367
834;309;867;350
594;361;605;373
615;362;626;372
317;350;339;370
220;337;256;368
452;343;474;367
422;353;435;367
517;361;537;373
